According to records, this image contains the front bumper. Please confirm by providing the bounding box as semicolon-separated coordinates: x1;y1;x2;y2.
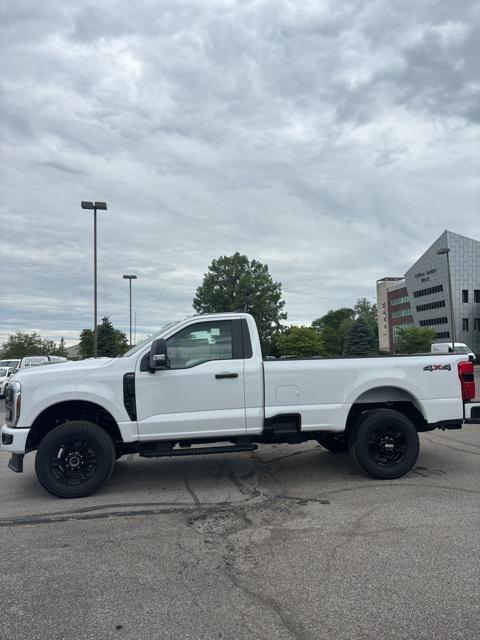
1;424;30;453
464;403;480;424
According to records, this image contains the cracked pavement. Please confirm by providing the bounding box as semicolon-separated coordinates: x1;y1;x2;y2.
1;399;480;639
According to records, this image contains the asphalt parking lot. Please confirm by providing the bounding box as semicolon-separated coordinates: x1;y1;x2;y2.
1;398;480;640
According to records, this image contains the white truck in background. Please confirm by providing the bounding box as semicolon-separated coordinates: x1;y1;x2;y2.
0;356;68;370
431;342;476;363
1;313;479;498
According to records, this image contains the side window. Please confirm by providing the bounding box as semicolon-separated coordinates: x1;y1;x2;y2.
166;321;233;369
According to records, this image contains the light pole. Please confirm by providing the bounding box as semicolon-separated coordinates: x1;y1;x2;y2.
437;247;455;350
123;274;137;347
81;201;108;358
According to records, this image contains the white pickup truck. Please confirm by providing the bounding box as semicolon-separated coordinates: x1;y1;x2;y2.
2;313;479;498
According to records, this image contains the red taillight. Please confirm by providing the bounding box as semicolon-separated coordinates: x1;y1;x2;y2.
458;361;476;401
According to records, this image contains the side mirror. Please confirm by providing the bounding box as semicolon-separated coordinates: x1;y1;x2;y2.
149;338;169;370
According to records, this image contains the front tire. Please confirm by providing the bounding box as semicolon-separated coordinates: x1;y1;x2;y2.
348;409;419;479
35;421;116;498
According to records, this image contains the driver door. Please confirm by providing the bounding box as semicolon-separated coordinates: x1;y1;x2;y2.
135;319;247;440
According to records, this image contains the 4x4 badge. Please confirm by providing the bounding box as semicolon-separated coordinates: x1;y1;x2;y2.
423;364;451;372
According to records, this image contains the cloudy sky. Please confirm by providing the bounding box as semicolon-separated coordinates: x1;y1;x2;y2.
1;0;479;346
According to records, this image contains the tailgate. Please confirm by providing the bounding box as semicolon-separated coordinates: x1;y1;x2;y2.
465;403;480;423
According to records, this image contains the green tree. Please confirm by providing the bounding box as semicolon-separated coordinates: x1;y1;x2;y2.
193;252;287;353
79;318;128;358
343;317;377;356
312;308;355;356
0;331;56;359
354;297;377;331
55;337;67;357
395;327;436;354
275;326;324;358
114;326;129;355
79;329;94;359
312;308;355;333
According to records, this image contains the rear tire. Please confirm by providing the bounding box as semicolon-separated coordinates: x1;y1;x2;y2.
35;421;116;498
348;409;419;479
318;434;348;453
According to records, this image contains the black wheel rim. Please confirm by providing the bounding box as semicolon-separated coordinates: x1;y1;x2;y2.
368;425;408;466
49;439;98;485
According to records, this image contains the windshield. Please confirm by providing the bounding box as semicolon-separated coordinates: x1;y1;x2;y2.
0;360;19;368
0;368;7;377
120;320;184;357
454;346;470;354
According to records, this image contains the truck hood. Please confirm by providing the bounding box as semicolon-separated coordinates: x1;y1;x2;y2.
13;358;115;382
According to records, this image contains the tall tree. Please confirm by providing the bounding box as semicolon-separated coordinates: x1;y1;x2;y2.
395;327;436;354
193;252;287;352
312;308;355;356
312;308;355;333
343;317;377;356
79;318;128;358
354;297;377;329
56;337;67;357
0;331;57;359
79;329;94;359
275;326;324;358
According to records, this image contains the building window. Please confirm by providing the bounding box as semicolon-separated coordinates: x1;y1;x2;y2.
462;318;469;331
416;300;446;312
419;317;448;327
391;309;413;318
475;290;480;303
462;290;469;303
390;296;409;306
413;285;444;298
474;318;480;331
435;331;450;339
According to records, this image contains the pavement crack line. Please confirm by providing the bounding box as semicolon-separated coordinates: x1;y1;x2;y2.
184;476;201;506
226;570;310;640
228;468;261;498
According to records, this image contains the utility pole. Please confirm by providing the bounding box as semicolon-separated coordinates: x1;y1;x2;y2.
123;274;137;347
81;201;108;358
437;247;456;350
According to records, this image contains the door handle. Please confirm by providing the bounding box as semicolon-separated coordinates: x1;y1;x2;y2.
215;372;238;379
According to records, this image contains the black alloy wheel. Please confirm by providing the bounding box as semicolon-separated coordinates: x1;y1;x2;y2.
35;421;116;498
368;424;408;466
348;408;419;479
49;439;99;485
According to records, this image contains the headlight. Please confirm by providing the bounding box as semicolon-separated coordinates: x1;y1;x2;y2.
5;381;21;427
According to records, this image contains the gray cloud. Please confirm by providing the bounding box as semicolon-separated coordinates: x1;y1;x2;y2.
1;0;479;345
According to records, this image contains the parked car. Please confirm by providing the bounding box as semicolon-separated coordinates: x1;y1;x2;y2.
0;359;20;369
0;367;17;398
1;312;479;498
431;342;476;363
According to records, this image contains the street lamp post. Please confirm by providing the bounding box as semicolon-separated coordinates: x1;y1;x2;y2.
123;274;137;347
437;247;455;350
81;201;108;358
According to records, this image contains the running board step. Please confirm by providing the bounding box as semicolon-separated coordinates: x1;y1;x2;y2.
139;443;257;458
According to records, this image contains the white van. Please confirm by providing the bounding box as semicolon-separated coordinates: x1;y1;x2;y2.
17;355;68;369
431;342;476;363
